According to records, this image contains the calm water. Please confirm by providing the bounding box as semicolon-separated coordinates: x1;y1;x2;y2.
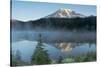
12;40;96;62
11;31;96;63
11;31;96;43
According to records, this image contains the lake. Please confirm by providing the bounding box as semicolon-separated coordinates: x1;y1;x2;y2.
11;30;96;63
12;40;96;63
11;30;96;43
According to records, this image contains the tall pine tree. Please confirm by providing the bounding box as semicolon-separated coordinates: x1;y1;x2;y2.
31;34;51;65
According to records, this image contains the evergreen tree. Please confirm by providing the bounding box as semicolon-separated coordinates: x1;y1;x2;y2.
58;56;63;63
15;50;21;61
31;34;51;65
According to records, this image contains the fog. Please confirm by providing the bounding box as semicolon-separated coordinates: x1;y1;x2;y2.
11;30;96;43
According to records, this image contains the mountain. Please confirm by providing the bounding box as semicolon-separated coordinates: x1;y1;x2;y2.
45;8;85;18
11;8;96;31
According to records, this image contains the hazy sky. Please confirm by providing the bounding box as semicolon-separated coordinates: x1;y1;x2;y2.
12;0;96;21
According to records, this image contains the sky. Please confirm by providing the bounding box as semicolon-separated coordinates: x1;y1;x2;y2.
11;0;96;21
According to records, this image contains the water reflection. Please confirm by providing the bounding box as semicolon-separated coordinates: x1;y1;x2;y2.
56;43;73;52
55;43;96;53
12;40;96;62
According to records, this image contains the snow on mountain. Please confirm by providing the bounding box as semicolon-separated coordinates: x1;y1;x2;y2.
46;8;86;18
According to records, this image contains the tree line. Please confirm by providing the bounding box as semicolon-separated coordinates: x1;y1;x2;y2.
30;16;96;31
11;16;96;31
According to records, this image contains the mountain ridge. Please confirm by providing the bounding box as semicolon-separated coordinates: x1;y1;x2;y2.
45;8;86;18
11;8;96;31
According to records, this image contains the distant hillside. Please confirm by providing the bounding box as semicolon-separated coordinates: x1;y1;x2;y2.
11;16;96;31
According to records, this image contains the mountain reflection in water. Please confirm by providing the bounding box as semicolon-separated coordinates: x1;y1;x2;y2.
55;43;95;53
12;40;96;62
55;43;72;52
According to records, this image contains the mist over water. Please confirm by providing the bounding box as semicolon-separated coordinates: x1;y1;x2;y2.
11;30;96;43
11;30;96;62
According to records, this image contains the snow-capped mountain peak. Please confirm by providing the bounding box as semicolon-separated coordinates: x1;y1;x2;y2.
46;8;85;18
